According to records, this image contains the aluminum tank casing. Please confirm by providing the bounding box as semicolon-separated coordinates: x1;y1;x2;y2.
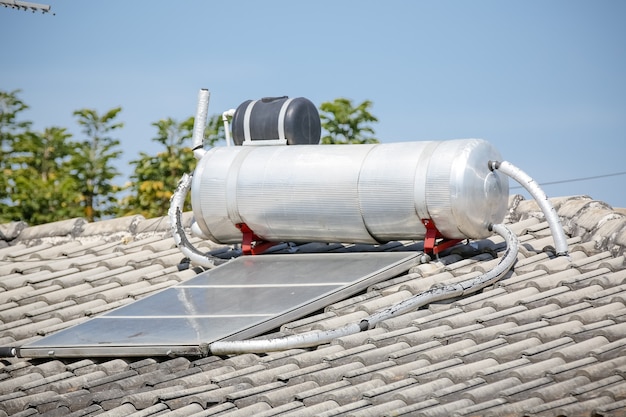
190;139;508;244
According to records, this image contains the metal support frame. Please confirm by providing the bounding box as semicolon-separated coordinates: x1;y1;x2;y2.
235;223;277;255
421;219;462;256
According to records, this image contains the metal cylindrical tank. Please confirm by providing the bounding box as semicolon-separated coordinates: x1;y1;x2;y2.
190;139;508;244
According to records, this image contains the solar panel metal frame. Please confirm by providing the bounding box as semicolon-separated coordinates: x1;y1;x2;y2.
19;251;418;358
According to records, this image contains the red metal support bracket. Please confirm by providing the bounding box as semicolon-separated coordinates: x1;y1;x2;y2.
235;223;276;255
421;219;462;256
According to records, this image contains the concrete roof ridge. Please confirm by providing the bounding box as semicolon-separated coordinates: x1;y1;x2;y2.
9;218;88;244
508;195;626;256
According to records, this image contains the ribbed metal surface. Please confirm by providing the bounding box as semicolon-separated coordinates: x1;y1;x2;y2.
191;139;508;244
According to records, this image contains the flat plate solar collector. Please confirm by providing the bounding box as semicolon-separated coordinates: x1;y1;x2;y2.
20;252;418;358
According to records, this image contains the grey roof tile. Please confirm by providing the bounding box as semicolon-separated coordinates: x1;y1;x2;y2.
461;376;520;403
409;358;465;383
415;340;476;363
598;379;626;401
370;360;430;384
346;399;407;417
484;337;541;362
351;342;409;365
391;377;453;405
226;381;285;408
414;398;475;417
546;283;606;307
483;286;540;310
383;398;440;416
309;362;365;386
321;379;384;406
595;398;626;416
315;399;370;417
438;359;499;384
361;377;416;403
344;360;396;384
552;396;616;417
571;375;625;400
279;400;340;417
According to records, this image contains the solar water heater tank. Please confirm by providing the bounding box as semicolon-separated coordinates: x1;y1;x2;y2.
190;138;508;245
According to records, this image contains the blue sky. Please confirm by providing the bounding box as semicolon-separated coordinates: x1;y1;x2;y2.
2;1;626;208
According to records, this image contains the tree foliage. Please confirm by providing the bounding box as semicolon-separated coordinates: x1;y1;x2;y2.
72;107;124;222
319;98;379;144
119;114;225;218
7;128;84;224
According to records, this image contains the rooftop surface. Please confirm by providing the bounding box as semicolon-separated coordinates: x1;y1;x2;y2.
2;194;626;416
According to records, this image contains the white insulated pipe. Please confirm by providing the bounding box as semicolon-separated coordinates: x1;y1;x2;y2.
192;89;210;160
489;160;569;256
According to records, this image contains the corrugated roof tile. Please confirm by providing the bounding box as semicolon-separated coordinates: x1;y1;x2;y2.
416;340;476;363
438;359;498;384
356;291;413;314
543;357;597;384
280;400;340;417
309;362;365;386
390;377;453;405
0;390;57;416
450;287;509;312
344;361;397;384
361;378;417;403
351;342;410;365
507;305;561;327
347;399;407;417
591;269;626;290
462;319;512;342
483;286;541;310
520;337;574;361
277;362;330;384
285;345;344;368
416;398;476;417
409;358;464;383
295;380;350;405
375;310;431;331
253;401;305;417
381;398;440;416
554;396;616;417
599;380;626;401
525;320;582;342
258;381;318;407
315;399;370;417
545;283;604;307
370;360;431;384
460;377;519;404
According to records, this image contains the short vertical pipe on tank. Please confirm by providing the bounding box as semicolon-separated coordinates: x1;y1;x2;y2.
222;109;236;147
192;89;210;160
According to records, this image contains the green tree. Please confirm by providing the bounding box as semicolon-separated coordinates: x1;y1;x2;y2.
120;114;225;218
4;127;83;224
319;98;379;144
0;90;32;216
72;107;123;222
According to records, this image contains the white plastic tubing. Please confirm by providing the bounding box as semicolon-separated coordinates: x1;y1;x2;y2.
168;173;218;268
489;160;569;256
208;222;519;355
191;89;210;160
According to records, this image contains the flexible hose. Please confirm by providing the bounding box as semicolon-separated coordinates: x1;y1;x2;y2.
168;173;220;268
208;223;519;355
489;160;569;256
